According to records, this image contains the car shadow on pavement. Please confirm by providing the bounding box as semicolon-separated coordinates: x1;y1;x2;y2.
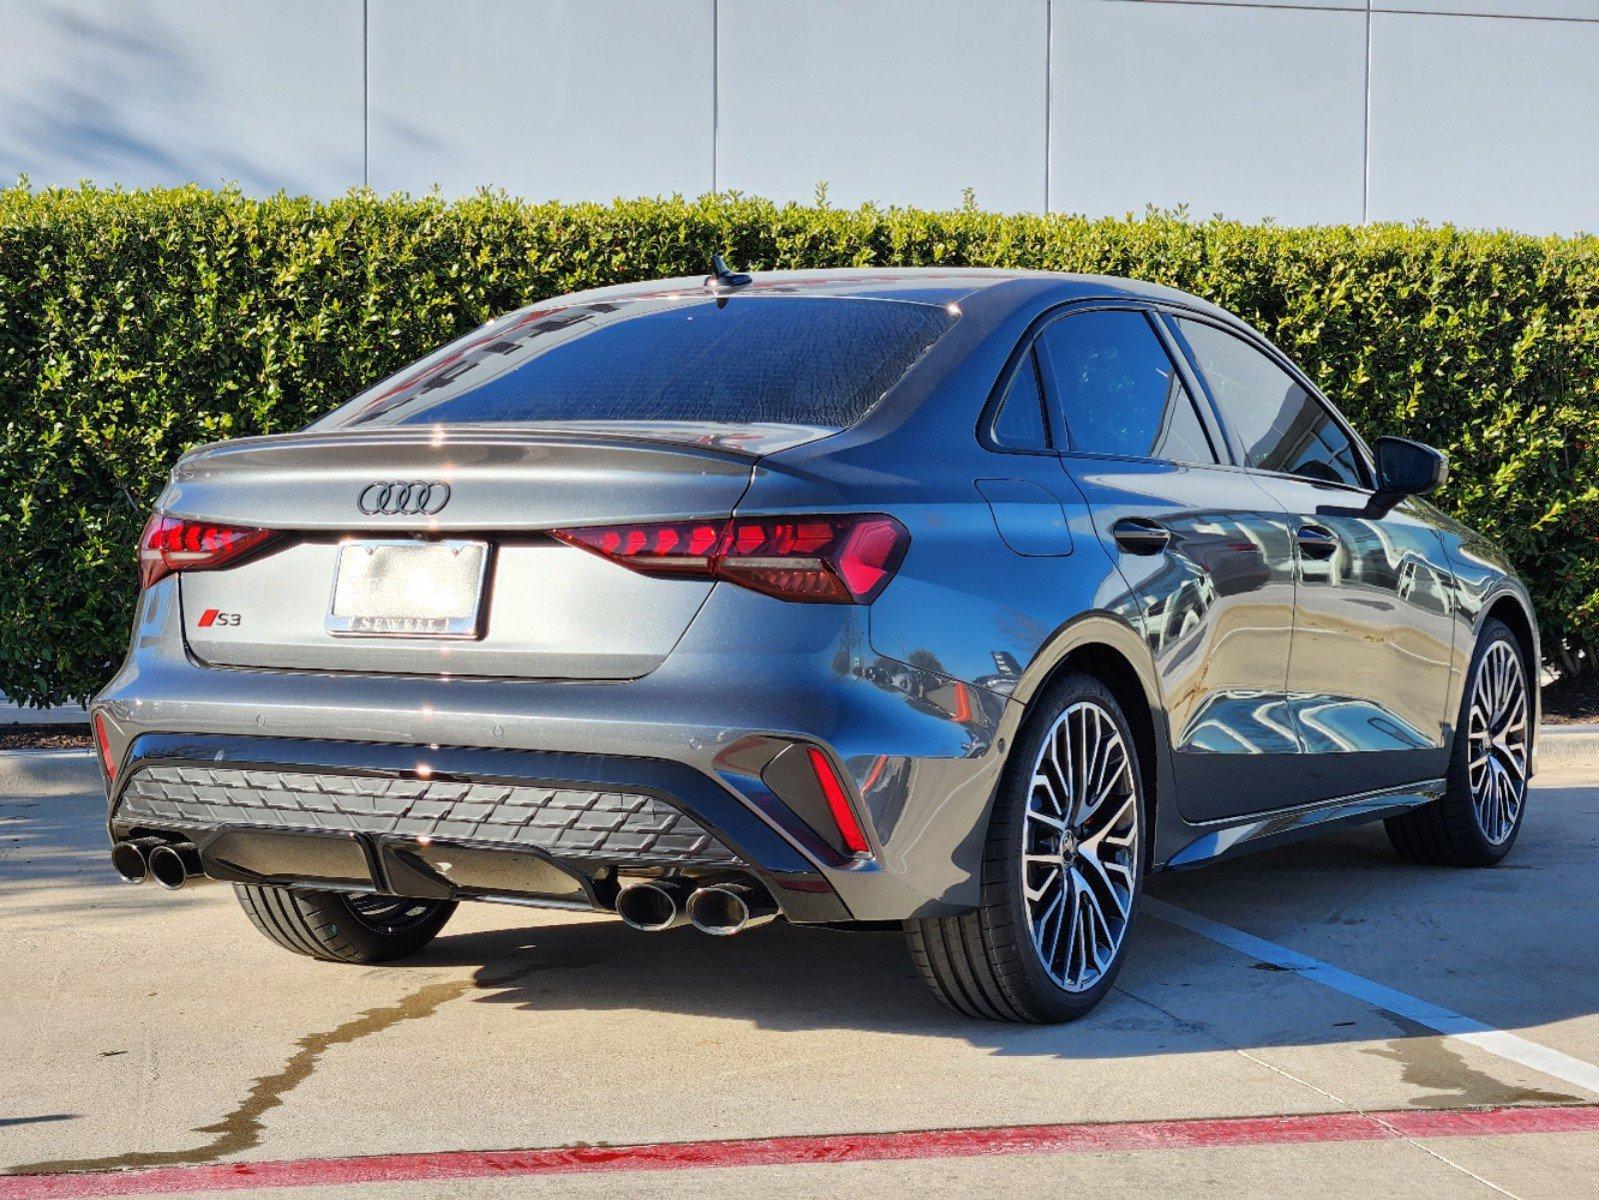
394;779;1599;1089
433;918;1218;1066
8;751;1597;1095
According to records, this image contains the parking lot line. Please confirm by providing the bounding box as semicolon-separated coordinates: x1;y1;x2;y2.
3;1104;1595;1198
1142;897;1599;1098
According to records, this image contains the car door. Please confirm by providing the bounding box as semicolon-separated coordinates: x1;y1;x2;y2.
1168;315;1456;801
1035;305;1305;823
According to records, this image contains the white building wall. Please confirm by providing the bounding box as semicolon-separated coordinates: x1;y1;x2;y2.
1051;1;1369;225
718;0;1049;212
367;0;716;202
1367;9;1599;234
0;0;364;196
0;0;1594;235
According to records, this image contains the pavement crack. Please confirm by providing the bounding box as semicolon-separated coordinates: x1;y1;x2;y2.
9;969;527;1176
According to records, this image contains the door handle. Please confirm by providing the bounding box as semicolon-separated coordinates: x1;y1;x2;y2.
1296;523;1340;560
1112;517;1171;555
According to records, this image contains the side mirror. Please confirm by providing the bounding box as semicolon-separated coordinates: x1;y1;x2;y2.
1370;436;1447;514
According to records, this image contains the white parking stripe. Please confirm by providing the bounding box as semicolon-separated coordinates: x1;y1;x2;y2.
1143;896;1599;1098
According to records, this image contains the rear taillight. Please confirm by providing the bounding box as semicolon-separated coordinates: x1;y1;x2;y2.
138;513;278;589
550;514;909;604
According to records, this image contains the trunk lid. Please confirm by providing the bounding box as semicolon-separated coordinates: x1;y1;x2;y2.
168;426;790;680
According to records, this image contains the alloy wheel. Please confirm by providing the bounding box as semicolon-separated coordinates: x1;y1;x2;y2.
347;895;447;936
1467;640;1529;845
1020;701;1140;992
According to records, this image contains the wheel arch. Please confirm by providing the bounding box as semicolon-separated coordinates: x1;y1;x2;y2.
1483;593;1538;674
1480;591;1542;760
1010;615;1176;868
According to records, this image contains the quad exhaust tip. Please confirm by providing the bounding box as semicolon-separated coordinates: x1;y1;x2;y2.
146;842;202;890
111;838;202;888
685;884;777;937
616;880;779;936
615;879;692;932
110;839;152;884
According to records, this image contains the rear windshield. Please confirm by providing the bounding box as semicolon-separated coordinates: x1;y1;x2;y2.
321;295;957;430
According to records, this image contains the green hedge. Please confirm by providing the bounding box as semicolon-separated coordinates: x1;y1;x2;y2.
2;184;1596;706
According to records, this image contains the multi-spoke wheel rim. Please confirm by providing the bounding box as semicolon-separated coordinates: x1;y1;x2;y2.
347;895;442;935
1021;701;1140;993
1468;641;1529;845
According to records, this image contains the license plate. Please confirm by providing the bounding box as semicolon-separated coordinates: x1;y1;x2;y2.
327;540;488;638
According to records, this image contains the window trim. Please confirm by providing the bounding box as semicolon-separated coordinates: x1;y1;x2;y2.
1161;310;1376;495
977;330;1068;458
1144;310;1235;467
984;346;1055;454
1031;303;1228;469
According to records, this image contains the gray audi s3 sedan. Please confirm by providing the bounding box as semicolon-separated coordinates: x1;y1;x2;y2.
92;266;1538;1023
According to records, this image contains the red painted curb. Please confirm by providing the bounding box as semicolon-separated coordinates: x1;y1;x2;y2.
4;1104;1597;1198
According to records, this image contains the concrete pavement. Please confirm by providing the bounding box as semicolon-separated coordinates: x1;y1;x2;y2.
2;750;1597;1196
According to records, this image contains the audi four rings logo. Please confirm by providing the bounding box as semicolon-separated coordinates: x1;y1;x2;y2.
357;480;451;516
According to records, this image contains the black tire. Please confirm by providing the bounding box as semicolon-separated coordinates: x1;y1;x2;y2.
234;885;456;963
1385;617;1530;867
905;672;1147;1023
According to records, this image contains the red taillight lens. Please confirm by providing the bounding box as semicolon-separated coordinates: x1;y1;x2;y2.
550;514;909;604
138;513;278;589
92;711;117;781
807;746;871;855
549;519;731;580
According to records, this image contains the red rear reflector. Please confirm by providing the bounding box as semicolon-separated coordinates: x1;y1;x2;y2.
550;514;909;604
138;513;278;589
807;746;871;855
951;682;973;724
92;712;117;781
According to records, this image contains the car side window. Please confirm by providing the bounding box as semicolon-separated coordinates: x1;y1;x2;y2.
1175;318;1367;489
989;348;1051;451
1036;310;1217;465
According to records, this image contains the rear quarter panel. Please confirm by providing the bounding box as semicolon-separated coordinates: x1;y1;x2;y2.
749;280;1146;703
745;285;1188;886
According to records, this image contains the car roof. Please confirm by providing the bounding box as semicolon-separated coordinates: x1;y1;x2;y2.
549;267;1234;320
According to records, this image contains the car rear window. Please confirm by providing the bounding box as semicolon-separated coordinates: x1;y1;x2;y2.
323;295;957;430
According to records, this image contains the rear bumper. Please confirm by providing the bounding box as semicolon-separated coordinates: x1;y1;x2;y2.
108;734;851;922
93;580;1020;921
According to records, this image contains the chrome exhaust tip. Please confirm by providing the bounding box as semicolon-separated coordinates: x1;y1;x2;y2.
686;884;777;937
109;839;152;884
615;880;692;932
147;842;202;891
